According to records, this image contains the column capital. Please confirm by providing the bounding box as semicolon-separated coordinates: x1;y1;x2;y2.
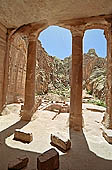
104;24;112;40
28;33;38;41
70;25;85;37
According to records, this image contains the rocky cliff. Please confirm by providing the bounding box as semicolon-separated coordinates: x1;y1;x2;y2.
7;36;106;104
36;40;53;95
47;48;106;102
83;49;106;101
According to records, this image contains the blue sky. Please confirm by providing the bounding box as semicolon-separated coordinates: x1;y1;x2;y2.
38;26;107;59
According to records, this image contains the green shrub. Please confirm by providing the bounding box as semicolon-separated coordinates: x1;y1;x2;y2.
87;90;92;95
87;99;106;107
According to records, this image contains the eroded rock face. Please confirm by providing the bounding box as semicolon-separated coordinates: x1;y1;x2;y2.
83;49;106;101
7;39;53;103
8;156;29;170
7;39;106;104
7;34;27;104
37;148;59;170
36;40;53;95
51;134;71;152
83;49;99;81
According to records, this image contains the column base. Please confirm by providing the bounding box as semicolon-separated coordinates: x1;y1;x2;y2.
102;113;112;129
20;109;32;121
69;115;83;131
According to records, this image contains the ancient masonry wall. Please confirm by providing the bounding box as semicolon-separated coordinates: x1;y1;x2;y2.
7;35;27;104
0;23;7;110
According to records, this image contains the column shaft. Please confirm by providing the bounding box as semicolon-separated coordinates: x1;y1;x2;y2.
105;26;112;128
21;37;37;120
70;34;83;131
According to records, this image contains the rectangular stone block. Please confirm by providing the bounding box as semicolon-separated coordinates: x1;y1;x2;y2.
37;148;59;170
51;134;71;152
8;156;29;170
14;129;33;143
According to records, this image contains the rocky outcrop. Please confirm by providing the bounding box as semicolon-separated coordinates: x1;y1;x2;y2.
48;48;106;102
83;49;106;101
36;40;53;95
49;56;71;98
7;38;106;104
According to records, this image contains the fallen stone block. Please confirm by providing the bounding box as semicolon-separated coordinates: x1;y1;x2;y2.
51;134;71;152
103;129;112;144
14;129;33;143
86;106;105;113
37;148;59;170
8;156;29;170
60;105;69;113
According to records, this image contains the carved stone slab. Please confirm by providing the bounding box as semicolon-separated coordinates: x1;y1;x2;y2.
8;156;29;170
51;134;71;152
37;148;59;170
14;129;33;143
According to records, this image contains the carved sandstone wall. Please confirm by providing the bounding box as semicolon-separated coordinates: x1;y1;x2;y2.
0;23;7;110
7;39;53;104
7;34;27;104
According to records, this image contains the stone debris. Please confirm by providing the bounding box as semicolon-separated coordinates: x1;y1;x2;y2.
8;156;29;170
51;133;71;152
14;129;33;143
37;148;59;170
103;129;112;144
86;106;105;113
43;103;69;113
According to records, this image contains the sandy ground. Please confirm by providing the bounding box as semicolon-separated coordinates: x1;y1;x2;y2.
0;103;112;170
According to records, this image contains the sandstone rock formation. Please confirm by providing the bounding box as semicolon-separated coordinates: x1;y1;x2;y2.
36;40;53;95
48;48;106;102
83;49;106;101
7;34;27;104
49;56;71;98
7;38;106;104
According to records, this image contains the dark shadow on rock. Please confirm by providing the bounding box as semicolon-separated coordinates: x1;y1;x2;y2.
50;142;67;153
0;120;40;170
59;129;112;170
0;120;112;170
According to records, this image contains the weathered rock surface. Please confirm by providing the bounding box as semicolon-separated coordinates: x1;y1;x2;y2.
0;0;111;29
49;49;106;102
7;34;27;104
8;156;29;170
7;40;106;104
37;148;59;170
36;40;53;95
83;49;106;101
14;129;33;143
0;23;7;111
51;134;71;152
43;102;69;113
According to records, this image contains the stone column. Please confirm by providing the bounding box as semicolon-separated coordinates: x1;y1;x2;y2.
70;26;84;131
104;24;112;128
2;31;9;108
21;33;37;121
